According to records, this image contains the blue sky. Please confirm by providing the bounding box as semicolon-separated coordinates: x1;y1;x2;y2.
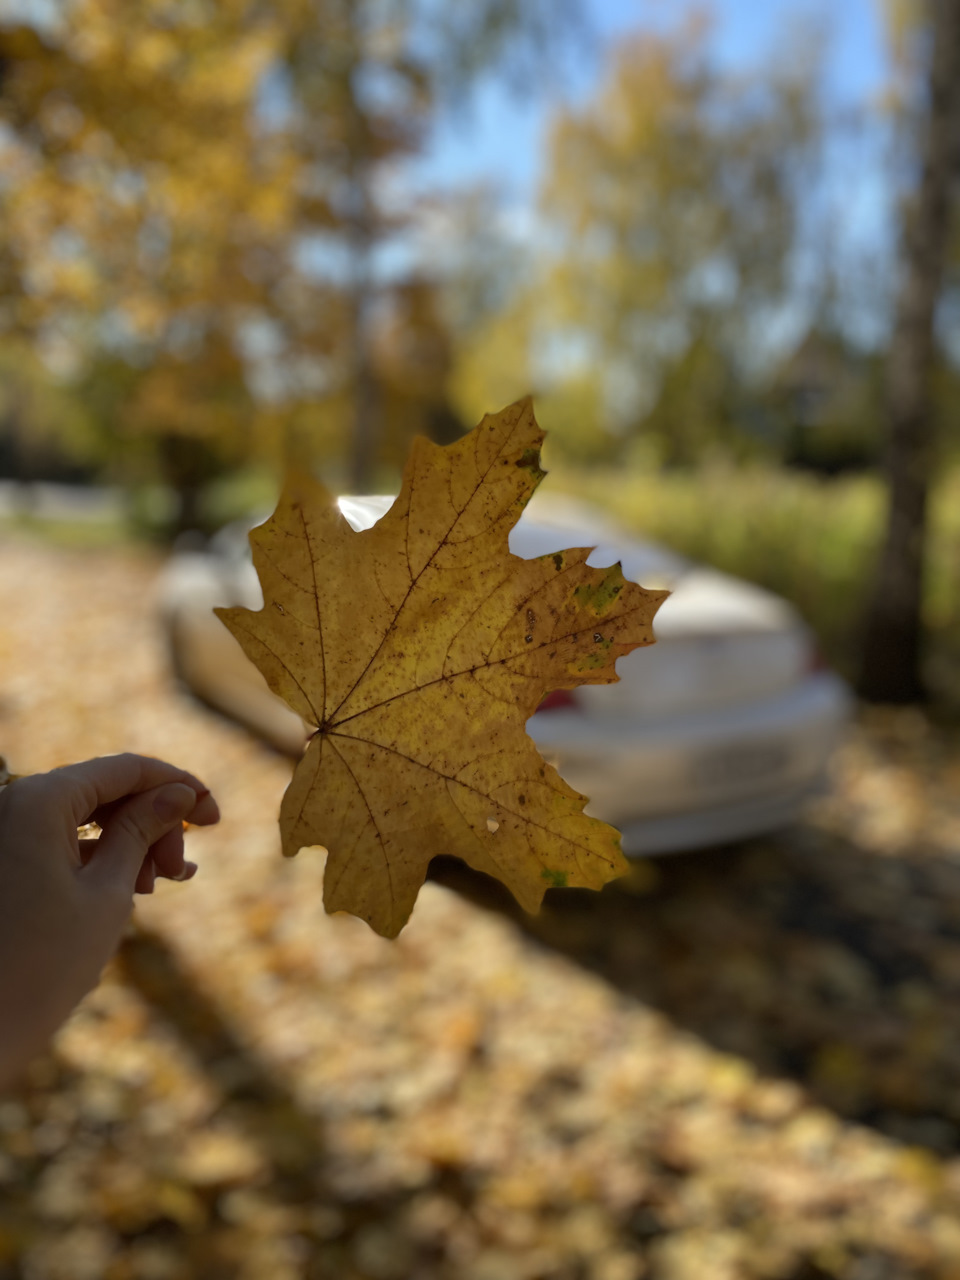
416;0;890;205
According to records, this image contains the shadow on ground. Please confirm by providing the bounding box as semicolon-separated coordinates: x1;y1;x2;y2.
102;929;476;1278
430;826;960;1155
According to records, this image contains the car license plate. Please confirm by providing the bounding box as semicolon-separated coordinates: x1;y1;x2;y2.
689;740;792;788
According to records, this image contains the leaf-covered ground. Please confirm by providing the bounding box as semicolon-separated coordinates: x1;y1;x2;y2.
3;539;960;1280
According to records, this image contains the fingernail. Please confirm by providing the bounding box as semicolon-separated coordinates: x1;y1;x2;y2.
154;783;197;822
174;862;198;882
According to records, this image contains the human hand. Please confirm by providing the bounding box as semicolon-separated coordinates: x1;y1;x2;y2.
0;753;219;1084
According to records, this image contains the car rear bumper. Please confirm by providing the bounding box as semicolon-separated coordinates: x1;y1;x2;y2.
615;779;827;855
528;671;850;854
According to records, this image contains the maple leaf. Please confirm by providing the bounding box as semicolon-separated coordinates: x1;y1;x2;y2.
216;398;668;937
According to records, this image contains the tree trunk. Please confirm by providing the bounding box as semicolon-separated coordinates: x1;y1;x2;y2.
346;180;379;493
345;89;380;494
348;287;380;494
858;0;960;703
158;433;220;541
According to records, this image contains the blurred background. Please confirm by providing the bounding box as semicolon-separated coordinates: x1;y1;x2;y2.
4;2;960;1278
0;0;958;703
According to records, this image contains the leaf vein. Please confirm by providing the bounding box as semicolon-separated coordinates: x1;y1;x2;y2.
327;731;616;868
324;409;531;723
229;614;321;726
327;735;396;909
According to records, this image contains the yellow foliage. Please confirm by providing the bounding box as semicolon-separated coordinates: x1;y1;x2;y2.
217;399;666;937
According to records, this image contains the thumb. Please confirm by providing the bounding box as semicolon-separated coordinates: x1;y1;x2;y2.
86;783;198;891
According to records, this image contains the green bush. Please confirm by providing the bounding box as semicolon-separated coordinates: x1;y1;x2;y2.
552;465;960;706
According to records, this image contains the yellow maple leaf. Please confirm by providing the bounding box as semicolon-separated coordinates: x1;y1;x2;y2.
216;398;668;937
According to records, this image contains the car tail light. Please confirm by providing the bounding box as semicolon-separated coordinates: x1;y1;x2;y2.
536;688;580;713
805;640;828;674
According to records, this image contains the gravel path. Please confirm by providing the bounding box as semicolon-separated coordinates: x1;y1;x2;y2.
3;539;960;1280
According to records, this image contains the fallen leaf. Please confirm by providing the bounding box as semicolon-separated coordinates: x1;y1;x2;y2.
216;398;667;936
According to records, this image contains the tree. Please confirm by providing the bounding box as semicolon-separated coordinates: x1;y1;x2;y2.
0;336;99;489
858;0;960;702
532;20;821;466
0;2;304;525
0;0;584;516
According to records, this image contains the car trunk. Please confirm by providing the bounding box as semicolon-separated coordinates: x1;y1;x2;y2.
509;505;811;722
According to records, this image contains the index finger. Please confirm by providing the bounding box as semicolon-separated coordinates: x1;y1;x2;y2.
42;754;220;827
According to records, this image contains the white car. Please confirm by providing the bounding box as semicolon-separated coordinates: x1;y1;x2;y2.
159;492;850;856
